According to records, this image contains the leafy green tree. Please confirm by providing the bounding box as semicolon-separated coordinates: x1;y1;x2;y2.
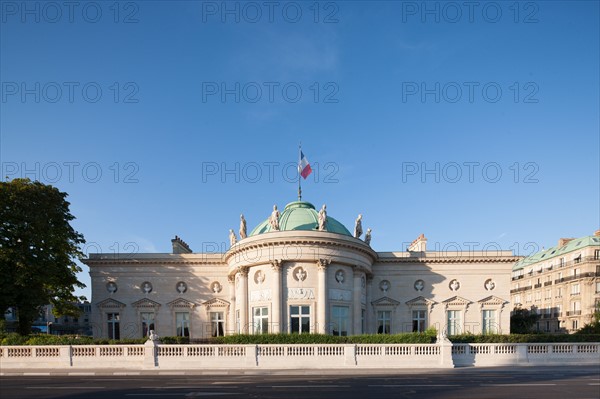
0;178;86;335
510;306;541;334
576;302;600;334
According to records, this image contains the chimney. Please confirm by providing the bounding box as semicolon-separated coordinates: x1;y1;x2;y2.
171;235;192;254
594;229;600;237
557;237;574;248
408;233;427;252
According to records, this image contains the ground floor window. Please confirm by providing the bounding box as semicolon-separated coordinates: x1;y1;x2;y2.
331;306;349;336
176;312;190;337
236;310;240;333
211;312;225;337
572;319;578;330
141;312;155;337
290;305;310;334
253;307;269;334
482;309;496;334
361;309;366;334
447;310;461;336
377;310;391;334
107;313;120;339
412;310;426;332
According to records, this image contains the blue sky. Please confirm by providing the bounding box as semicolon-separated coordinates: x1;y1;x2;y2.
1;1;599;299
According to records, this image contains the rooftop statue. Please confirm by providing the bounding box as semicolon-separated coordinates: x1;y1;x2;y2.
269;205;280;231
354;214;363;238
365;228;372;245
318;204;327;231
229;229;237;246
239;214;247;239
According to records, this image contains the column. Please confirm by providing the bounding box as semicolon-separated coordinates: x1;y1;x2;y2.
366;275;373;333
352;267;362;334
316;259;330;334
227;275;236;335
270;260;282;333
238;267;249;333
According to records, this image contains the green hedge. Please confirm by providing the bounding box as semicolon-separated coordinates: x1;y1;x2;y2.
212;331;437;345
0;333;184;346
449;333;600;343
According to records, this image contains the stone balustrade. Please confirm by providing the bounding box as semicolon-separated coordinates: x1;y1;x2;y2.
0;342;598;370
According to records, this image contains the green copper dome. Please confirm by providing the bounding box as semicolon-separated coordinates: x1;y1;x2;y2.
249;201;352;237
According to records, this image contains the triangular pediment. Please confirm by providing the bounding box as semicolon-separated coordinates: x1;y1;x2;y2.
132;298;161;308
405;296;436;307
203;298;230;308
96;298;126;309
167;298;196;309
371;296;400;307
442;296;471;307
478;295;507;306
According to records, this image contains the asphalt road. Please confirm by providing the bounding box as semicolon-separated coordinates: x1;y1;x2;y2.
1;366;599;399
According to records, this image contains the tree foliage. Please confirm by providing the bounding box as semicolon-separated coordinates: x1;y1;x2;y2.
0;178;86;334
510;306;541;334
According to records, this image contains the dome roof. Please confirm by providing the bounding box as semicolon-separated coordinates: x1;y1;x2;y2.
249;201;352;237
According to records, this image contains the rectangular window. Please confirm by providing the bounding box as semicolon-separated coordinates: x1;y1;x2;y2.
535;291;541;301
377;310;391;334
236;310;240;334
526;293;532;303
141;312;155;337
545;321;550;332
594;249;600;260
572;320;578;330
447;310;461;336
290;305;310;334
482;310;496;334
573;268;580;278
361;309;365;334
331;306;349;336
211;312;225;337
514;295;521;304
571;283;580;295
175;312;190;337
412;310;426;332
596;281;600;293
253;307;269;334
556;287;562;298
555;304;562;317
107;313;120;340
559;258;565;267
545;289;551;300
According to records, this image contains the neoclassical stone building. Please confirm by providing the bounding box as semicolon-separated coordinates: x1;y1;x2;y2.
85;200;517;339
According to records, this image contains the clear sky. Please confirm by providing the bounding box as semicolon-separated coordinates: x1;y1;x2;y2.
1;0;599;300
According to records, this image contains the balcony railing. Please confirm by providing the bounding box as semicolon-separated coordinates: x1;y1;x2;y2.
510;286;532;294
544;281;553;286
566;311;582;316
534;283;542;289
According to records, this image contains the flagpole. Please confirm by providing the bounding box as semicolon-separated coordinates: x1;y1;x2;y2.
298;142;302;201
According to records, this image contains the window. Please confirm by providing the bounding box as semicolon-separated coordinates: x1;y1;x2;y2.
377;311;391;334
290;305;310;334
107;313;120;340
236;310;240;334
535;291;541;301
573;268;580;278
545;321;550;332
175;312;190;337
447;310;461;335
526;293;532;303
361;309;365;334
556;287;562;298
331;306;349;336
559;258;565;267
412;310;426;332
572;320;578;330
555;304;562;317
594;249;600;260
574;255;581;264
596;281;600;293
253;307;269;334
211;312;225;337
571;283;580;295
482;310;496;334
514;295;521;304
545;289;551;300
141;312;155;337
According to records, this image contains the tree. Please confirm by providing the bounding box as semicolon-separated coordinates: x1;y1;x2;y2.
0;178;86;335
510;306;541;334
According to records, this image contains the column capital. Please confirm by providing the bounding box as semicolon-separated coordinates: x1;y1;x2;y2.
227;275;236;284
316;258;331;270
270;259;283;271
237;266;249;277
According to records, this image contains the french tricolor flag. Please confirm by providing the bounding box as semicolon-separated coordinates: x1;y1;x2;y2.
298;150;312;179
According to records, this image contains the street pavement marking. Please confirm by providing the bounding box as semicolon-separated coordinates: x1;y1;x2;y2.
479;384;557;386
23;373;50;376
368;384;461;387
260;385;351;388
126;394;238;397
68;372;95;376
26;386;106;389
141;386;239;389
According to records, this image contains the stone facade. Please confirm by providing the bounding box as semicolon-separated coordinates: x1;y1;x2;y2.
84;201;517;339
511;231;600;333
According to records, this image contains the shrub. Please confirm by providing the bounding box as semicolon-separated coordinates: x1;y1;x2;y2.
212;332;437;345
449;333;600;343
